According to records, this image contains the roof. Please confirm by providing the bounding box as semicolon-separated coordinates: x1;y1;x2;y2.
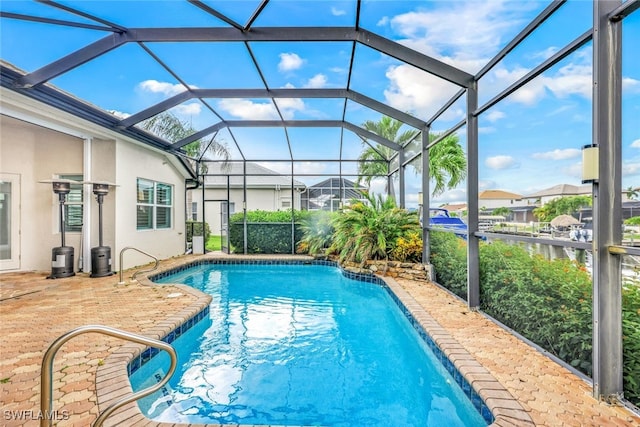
305;177;367;200
204;162;305;189
526;184;592;199
479;190;523;200
439;203;467;212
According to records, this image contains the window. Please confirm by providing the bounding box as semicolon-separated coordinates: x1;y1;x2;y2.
281;197;291;209
137;179;173;230
191;202;197;221
60;174;83;232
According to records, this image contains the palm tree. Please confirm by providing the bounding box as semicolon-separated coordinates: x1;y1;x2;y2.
356;116;419;197
142;112;229;172
625;186;640;200
356;116;466;198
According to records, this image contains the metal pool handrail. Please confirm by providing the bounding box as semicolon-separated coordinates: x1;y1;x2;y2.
118;246;159;284
40;324;177;427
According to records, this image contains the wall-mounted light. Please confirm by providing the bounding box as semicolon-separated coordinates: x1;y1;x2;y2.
418;192;423;206
582;144;599;184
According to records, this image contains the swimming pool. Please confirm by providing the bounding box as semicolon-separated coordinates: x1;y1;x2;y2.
131;262;490;426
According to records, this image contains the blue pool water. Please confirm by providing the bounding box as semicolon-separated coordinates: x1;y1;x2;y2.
131;263;488;426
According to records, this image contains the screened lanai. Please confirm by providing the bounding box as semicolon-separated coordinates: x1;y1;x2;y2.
1;0;640;413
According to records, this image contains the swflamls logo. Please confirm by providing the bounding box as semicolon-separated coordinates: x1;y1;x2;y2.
3;410;70;421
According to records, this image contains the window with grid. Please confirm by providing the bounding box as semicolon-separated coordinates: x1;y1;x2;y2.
60;174;83;232
137;178;173;230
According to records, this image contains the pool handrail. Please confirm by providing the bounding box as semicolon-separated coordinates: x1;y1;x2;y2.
40;324;177;427
118;246;159;284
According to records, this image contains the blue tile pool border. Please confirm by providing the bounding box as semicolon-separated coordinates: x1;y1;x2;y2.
140;258;494;425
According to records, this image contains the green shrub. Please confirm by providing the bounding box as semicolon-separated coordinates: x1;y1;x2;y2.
185;220;210;242
429;233;640;406
428;231;467;299
391;231;423;262
624;216;640;226
228;210;310;254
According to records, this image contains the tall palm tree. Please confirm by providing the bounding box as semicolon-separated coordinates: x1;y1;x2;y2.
356;116;419;197
427;132;466;197
356;116;467;198
142;112;229;173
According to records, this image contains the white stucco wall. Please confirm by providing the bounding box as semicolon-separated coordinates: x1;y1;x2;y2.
0;115;84;272
115;140;187;270
1;87;193;273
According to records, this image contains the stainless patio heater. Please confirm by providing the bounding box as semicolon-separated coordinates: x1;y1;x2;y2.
90;181;116;277
40;179;77;279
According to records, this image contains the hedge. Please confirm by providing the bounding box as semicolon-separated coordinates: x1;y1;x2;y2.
228;210;311;254
429;231;640;407
185;220;211;242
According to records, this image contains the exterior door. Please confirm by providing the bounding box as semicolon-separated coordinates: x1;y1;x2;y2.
0;173;20;271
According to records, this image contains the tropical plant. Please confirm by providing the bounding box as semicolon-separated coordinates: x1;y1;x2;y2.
329;192;420;265
492;207;512;219
356;116;419;197
426;132;467;197
298;211;336;255
141;112;229;172
625;186;640;200
533;196;592;223
356;116;467;198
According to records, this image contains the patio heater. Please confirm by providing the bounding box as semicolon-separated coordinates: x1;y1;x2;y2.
40;179;77;279
90;181;116;277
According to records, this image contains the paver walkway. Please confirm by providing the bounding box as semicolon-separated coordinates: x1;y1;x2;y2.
1;254;639;426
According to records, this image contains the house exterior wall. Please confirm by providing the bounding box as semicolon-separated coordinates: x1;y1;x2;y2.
0;115;84;272
0;110;190;273
479;198;530;210
115;140;187;269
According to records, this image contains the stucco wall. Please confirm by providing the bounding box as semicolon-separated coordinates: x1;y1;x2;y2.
0;113;190;273
115;140;187;270
0;115;84;272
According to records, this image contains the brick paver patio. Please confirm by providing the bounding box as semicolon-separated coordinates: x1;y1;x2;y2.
1;253;638;426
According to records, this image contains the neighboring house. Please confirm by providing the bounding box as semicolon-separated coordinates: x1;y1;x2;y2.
190;162;306;236
438;203;467;217
525;183;592;205
478;189;528;210
301;178;367;211
0;85;196;273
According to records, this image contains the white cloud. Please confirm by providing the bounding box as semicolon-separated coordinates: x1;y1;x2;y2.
631;139;640;148
219;98;306;120
562;162;583;179
495;67;547;105
479;180;497;190
331;7;346;16
389;1;532;72
218;99;279;120
530;46;559;61
138;80;186;96
278;53;304;72
383;64;464;120
623;162;640;175
485;110;505;122
171;102;201;116
531;148;581;161
377;16;390;26
431;188;467;205
543;63;592;99
485;155;518;170
108;110;130;119
304;73;328;88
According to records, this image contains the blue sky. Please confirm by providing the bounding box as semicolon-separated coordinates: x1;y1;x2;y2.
1;0;639;208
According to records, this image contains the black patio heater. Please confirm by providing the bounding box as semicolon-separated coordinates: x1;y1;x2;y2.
44;180;75;279
90;182;115;277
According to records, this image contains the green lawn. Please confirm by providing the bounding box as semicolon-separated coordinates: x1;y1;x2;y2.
206;235;222;251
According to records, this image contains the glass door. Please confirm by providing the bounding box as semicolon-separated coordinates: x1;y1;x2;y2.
0;173;20;270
